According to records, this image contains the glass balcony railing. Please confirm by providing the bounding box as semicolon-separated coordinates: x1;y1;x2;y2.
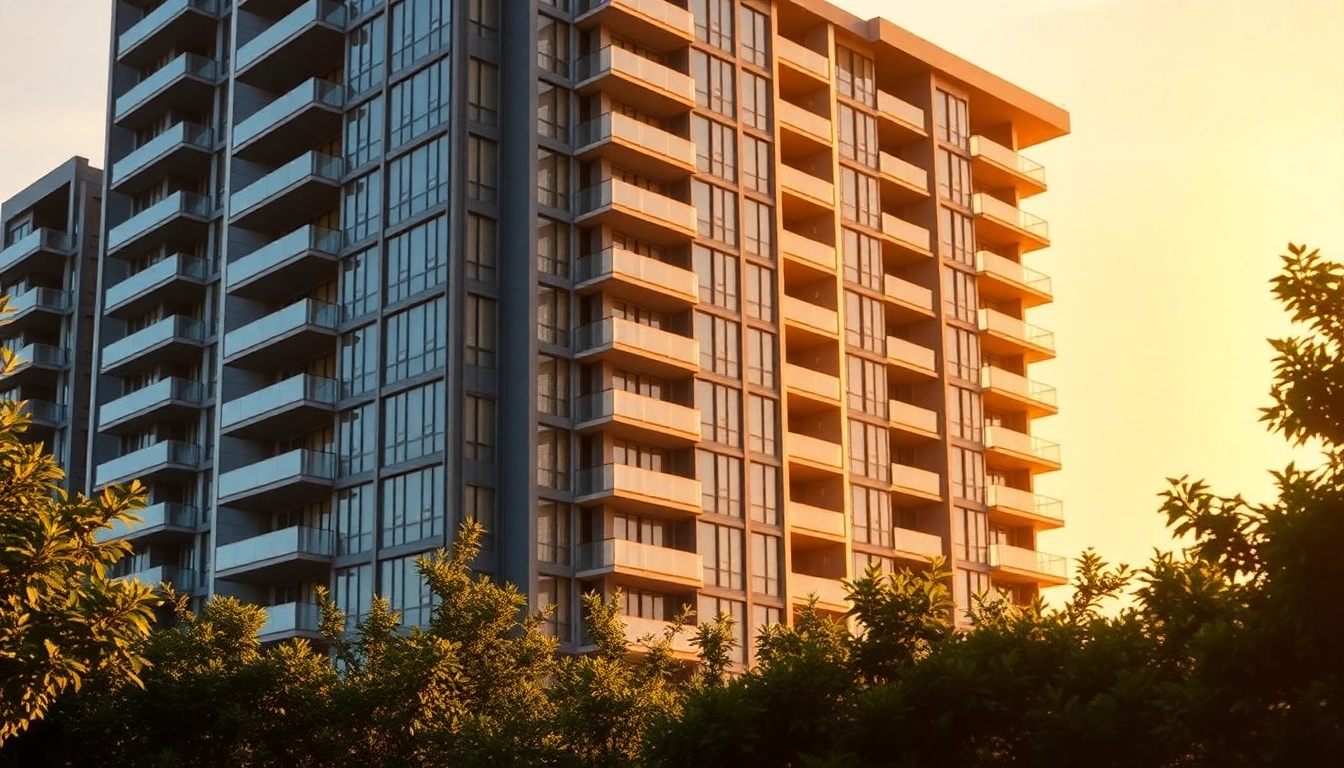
984;426;1062;466
114;52;217;121
574;178;697;235
576;538;702;584
222;298;339;361
215;525;335;574
95;440;201;487
106;191;211;254
971;135;1046;186
120;0;220;56
261;602;322;638
972;193;1049;240
221;374;338;430
877;90;925;133
781;230;836;271
227;225;341;290
573;388;700;438
576;0;694;40
574;45;695;105
573;247;697;301
217;449;337;501
975;250;1052;297
111;122;213;188
892;463;941;497
574;463;700;510
233;77;344;149
229;151;343;218
986;485;1065;525
99;377;207;428
118;564;196;591
98;502;198;542
573;111;696;169
21;400;67;426
776;36;830;79
988;543;1067;581
102;315;208;372
6;287;70;317
104;253;208;311
573;317;699;370
979;366;1058;409
978;308;1056;354
0;229;71;277
3;343;69;376
236;0;348;74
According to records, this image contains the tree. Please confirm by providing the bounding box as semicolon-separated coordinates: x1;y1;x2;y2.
0;363;160;744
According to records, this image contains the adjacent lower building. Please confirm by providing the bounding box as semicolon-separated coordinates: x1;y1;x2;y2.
91;0;1069;658
0;158;102;488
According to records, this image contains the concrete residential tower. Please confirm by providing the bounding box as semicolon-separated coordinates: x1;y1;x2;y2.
92;0;1068;656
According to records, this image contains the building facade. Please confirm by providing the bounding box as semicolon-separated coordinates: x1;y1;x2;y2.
92;0;1068;656
0;157;102;488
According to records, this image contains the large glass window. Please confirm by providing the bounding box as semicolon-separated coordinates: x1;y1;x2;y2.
739;6;768;68
466;295;497;367
693;181;737;246
849;420;891;481
538;80;569;141
465;395;496;462
846;355;887;417
691;0;733;51
838;105;878;167
697;450;742;517
742;199;772;259
844;290;885;354
746;328;776;389
468;58;499;126
385;297;447;383
938;147;972;207
949;385;983;442
335;483;374;554
750;532;781;596
537;15;569;76
385;214;448;303
743;135;772;194
343;171;381;244
951;446;985;503
842;228;884;290
381;465;445;546
696;380;741;447
383;379;447;464
852;484;893;547
691;50;735;117
696;312;740;377
745;263;775;322
839;167;881;228
387;136;449;226
935;89;970;149
467;135;498;203
939;207;976;266
699;522;744;589
380;554;437;628
340;325;379;397
748;395;778;456
347;16;386;95
345;97;384;169
390;0;450;72
740;71;769;131
389;58;450;148
836;46;876;106
749;461;779;526
338;403;376;476
466;213;497;284
341;246;379;321
693;116;737;182
694;245;739;310
944;265;978;323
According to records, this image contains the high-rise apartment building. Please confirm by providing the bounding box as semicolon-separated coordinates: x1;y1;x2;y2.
0;157;102;488
92;0;1068;656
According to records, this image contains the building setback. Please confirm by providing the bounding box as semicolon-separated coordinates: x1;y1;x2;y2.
0;157;102;490
92;0;1069;658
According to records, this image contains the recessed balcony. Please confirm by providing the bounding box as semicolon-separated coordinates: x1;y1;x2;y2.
978;308;1055;362
782;295;839;341
215;525;335;583
574;389;700;446
575;112;695;181
104;253;209;318
971;135;1047;197
110;122;214;195
216;449;337;510
101;315;208;376
892;462;941;502
975;250;1052;308
260;602;323;643
574;463;701;518
984;426;1062;472
882;274;934;318
233;78;345;164
878;151;930;202
790;572;848;612
986;485;1065;530
574;247;697;310
988;543;1067;586
0;228;71;282
105;191;211;259
881;212;932;257
781;230;836;275
776;36;830;83
575;0;693;50
235;0;347;91
113;52;219;129
888;399;939;440
1;288;70;333
789;501;845;542
225;225;340;301
785;363;841;406
97;502;198;544
1;343;69;387
777;100;832;150
99;377;207;434
980;365;1058;417
116;564;197;592
117;0;221;67
220;375;339;439
575;46;695;117
574;317;699;377
576;538;702;590
885;336;937;378
222;298;339;370
94;440;202;488
574;178;697;245
972;193;1050;252
893;527;944;562
785;432;843;476
877;90;926;139
229;151;343;233
780;165;835;218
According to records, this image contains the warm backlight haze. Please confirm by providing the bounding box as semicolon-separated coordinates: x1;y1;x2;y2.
1;0;1340;588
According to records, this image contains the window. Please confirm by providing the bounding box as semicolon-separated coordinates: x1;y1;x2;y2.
335;483;374;554
468;0;499;39
697;450;742;517
955;506;988;563
465;484;497;540
836;47;876;106
381;554;436;628
944;265;977;323
694;245;738;310
746;328;776;389
749;462;779;525
692;0;733;50
623;588;668;620
945;326;980;382
740;71;769;131
698;595;747;662
939;207;976;266
956;568;989;618
466;213;497;283
697;380;741;447
537;217;570;277
468;58;499;125
538;15;569;76
838;105;878;167
466;295;497;367
849;420;890;481
343;171;381;244
852;484;893;547
538;81;569;141
691;50;735;117
693;115;737;181
842;228;883;290
347;16;386;95
537;285;570;346
385;215;448;303
537;150;569;210
390;0;450;72
467;135;498;203
938;147;972;206
338;403;376;476
538;356;570;417
389;57;450;148
951;446;985;503
935;89;970;149
739;6;768;67
751;532;781;596
341;246;379;321
345;97;384;168
949;385;983;442
839;167;881;228
387;136;449;225
538;501;571;564
465;395;496;462
384;298;447;383
696;312;740;377
340;325;378;397
381;465;445;546
699;522;744;589
846;355;886;417
844;291;885;354
745;264;775;321
693;180;737;246
333;564;373;630
748;395;778;456
383;379;447;464
742;199;772;258
537;427;570;490
743;135;772;194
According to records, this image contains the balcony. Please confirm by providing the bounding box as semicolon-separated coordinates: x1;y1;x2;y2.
972;193;1050;251
576;0;693;50
574;247;697;310
882;274;934;317
980;365;1058;417
105;191;211;259
777;100;832;149
97;502;198;544
577;538;702;589
574;112;695;181
776;37;830;82
986;485;1065;530
888;399;939;440
885;336;937;378
574;178;696;245
118;0;220;67
785;363;840;405
790;572;848;612
0;228;71;282
229;151;343;232
781;230;836;274
104;253;209;318
976;250;1052;308
623;615;698;656
574;463;701;518
877;90;926;138
226;225;341;301
101;315;208;376
779;165;834;217
575;46;695;117
574;317;699;377
785;433;843;475
892;462;941;501
782;295;838;340
574;389;700;446
881;212;932;257
978;308;1055;362
99;377;207;434
1;288;70;333
879;151;929;202
94;440;201;488
114;52;218;129
215;526;335;583
233;78;345;164
117;564;197;592
1;343;69;387
216;450;337;510
221;375;340;439
110;122;214;195
984;426;1062;472
260;602;323;642
893;527;944;562
988;543;1068;586
971;135;1047;197
20;400;67;431
222;299;339;370
235;0;347;91
789;501;845;542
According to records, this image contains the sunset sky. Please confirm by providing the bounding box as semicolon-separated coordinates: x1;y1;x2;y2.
1;0;1339;587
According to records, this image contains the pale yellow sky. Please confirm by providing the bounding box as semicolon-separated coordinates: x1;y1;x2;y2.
2;0;1340;584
